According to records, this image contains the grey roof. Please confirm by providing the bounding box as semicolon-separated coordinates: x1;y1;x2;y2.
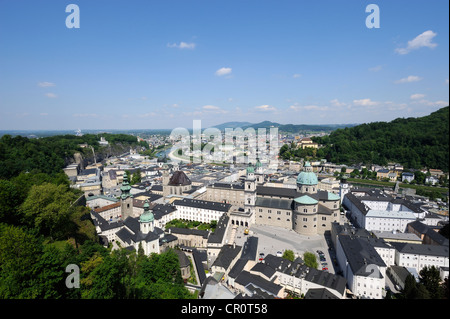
207;215;229;244
344;193;369;215
408;220;449;246
212;244;242;270
255;197;293;210
338;235;386;277
240;236;258;261
391;242;449;257
91;210;124;232
257;186;297;198
174;198;232;212
116;216;160;244
211;183;244;190
150;185;163;191
304;288;339;299
174;249;190;268
302;266;347;295
234;271;283;297
151;204;177;220
193;249;207;285
228;258;250;280
235;285;276;299
250;263;276;279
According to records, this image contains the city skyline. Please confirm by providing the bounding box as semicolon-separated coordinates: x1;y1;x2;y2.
0;0;448;130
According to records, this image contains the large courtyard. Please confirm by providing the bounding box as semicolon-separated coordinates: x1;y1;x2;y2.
231;223;335;274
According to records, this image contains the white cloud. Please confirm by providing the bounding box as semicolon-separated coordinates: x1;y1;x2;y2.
369;65;382;72
203;105;220;110
167;42;196;49
353;99;379;106
330;99;347;107
412;99;448;107
38;82;55;87
395;75;422;84
45;93;57;98
410;93;425;100
303;105;329;111
292;74;301;78
289;104;329;111
446;79;449;85
202;105;227;114
255;104;277;112
395;30;437;55
215;67;232;76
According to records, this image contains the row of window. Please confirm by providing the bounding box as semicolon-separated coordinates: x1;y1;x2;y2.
258;209;291;215
258;215;291;222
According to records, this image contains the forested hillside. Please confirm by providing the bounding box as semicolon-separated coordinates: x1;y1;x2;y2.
0;133;148;179
312;107;449;170
0;132;192;299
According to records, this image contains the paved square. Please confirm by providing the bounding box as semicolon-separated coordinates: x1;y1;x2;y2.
232;224;335;273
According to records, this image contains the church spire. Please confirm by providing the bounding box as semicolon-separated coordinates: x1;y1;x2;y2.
120;171;132;199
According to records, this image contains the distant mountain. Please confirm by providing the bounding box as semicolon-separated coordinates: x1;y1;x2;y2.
209;121;253;130
209;121;357;133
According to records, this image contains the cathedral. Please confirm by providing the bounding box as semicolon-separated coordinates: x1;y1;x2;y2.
230;161;341;236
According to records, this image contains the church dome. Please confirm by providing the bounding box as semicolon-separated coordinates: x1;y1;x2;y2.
294;195;318;205
139;201;154;223
140;212;154;223
296;162;318;186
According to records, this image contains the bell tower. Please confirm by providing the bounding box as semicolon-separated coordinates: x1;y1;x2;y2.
120;171;133;219
244;164;256;218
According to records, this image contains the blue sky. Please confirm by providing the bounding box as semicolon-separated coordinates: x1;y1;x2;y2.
0;0;448;130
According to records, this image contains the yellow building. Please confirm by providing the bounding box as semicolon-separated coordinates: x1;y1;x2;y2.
297;138;319;149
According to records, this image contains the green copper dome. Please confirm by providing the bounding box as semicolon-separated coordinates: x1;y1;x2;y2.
294;195;318;205
247;164;254;174
327;192;341;201
255;158;262;168
296;171;318;186
139;201;154;223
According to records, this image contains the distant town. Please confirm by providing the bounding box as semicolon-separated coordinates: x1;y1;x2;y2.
63;128;449;300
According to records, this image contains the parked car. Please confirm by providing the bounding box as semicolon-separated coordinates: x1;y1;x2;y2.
322;267;328;271
276;251;283;257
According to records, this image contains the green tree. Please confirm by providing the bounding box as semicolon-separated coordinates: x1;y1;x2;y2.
282;250;295;262
0;224;43;298
303;252;318;269
419;266;444;299
131;169;142;185
0;179;25;225
20;183;79;240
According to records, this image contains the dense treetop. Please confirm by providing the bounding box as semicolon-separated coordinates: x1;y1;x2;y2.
293;107;448;171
